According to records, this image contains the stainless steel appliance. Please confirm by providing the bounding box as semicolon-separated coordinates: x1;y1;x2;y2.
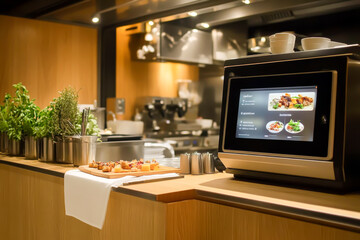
218;45;360;190
136;96;190;133
136;96;219;155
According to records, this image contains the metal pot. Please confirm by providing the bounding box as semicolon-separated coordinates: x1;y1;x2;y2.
8;139;24;156
25;136;38;159
38;137;56;162
0;132;4;152
73;136;97;167
3;133;9;154
55;136;74;164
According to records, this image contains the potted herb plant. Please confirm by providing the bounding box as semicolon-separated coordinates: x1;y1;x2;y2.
0;94;11;153
7;83;40;157
35;101;56;162
52;87;79;163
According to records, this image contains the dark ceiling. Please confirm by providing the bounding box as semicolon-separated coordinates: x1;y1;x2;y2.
0;0;82;18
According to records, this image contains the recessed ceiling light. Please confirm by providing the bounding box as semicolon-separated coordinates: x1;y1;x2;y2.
145;33;153;41
242;0;251;4
188;11;198;17
92;16;100;23
200;22;210;28
148;21;154;26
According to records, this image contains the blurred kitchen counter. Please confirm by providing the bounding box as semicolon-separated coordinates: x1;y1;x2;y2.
1;154;360;239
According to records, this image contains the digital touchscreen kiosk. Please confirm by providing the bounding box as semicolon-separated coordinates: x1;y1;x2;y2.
222;71;335;157
236;87;317;142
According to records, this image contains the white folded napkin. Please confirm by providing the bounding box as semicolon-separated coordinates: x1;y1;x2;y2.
64;170;179;229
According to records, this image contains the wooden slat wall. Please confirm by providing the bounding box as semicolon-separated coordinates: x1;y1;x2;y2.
0;15;97;109
116;26;199;120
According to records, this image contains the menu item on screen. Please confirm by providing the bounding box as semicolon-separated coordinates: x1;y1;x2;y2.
285;120;304;134
266;121;284;133
269;92;315;111
236;86;317;142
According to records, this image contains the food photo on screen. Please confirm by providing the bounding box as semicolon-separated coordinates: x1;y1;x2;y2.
266;121;284;133
285;119;304;134
268;92;315;111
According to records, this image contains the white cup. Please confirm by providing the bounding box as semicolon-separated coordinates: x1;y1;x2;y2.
269;33;296;43
269;32;296;54
270;40;295;54
301;37;330;51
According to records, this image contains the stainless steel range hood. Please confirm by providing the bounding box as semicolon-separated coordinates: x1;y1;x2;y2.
127;20;247;65
4;0;357;29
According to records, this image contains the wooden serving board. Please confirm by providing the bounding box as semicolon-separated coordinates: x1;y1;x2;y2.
78;165;180;179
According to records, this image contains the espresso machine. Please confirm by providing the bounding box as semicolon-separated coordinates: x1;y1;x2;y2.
136;96;219;155
136;97;193;134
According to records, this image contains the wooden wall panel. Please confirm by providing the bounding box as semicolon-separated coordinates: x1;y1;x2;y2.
116;26;199;120
0;15;97;109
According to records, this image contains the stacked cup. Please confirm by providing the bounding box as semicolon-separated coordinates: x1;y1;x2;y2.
301;37;331;51
269;32;296;54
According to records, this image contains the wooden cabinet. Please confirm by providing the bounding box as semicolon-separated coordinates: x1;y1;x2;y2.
1;161;360;240
166;200;360;240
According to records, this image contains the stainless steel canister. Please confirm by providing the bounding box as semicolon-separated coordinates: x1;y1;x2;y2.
73;136;97;167
3;133;9;154
0;132;4;152
191;152;203;175
2;132;9;154
25;136;38;159
202;152;215;174
39;137;56;162
8;139;24;156
180;153;191;174
55;136;74;164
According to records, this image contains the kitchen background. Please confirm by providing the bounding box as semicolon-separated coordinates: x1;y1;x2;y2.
1;0;360;155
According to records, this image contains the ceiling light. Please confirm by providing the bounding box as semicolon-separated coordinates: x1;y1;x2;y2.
92;15;100;23
242;0;251;4
192;29;198;33
188;11;198;17
200;22;210;29
148;20;154;26
145;33;153;41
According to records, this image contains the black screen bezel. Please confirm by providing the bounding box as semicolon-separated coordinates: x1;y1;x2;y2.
223;71;334;157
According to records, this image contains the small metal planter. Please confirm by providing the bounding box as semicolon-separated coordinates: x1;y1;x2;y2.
25;136;38;159
8;139;24;156
3;133;9;154
0;132;4;152
38;137;56;162
0;132;9;153
55;136;75;164
73;136;97;167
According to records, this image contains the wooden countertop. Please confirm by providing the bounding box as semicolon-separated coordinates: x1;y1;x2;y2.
0;154;76;177
1;154;360;232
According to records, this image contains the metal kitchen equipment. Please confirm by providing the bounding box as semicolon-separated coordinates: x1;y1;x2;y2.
24;136;38;159
202;152;215;174
191;152;203;175
38;137;56;162
180;153;191;174
218;45;360;190
55;136;74;164
96;140;144;163
136;96;189;133
73;136;97;167
8;139;24;156
0;132;9;153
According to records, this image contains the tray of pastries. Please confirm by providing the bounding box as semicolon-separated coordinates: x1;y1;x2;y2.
78;159;180;179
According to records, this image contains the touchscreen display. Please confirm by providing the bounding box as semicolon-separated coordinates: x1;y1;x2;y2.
236;86;317;142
